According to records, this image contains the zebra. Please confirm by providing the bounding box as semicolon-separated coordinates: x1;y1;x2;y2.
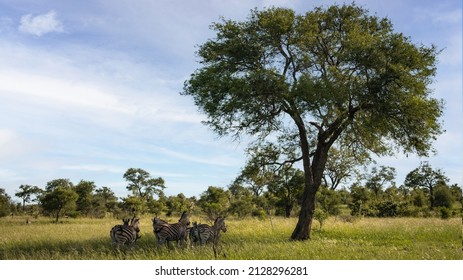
155;211;190;247
152;216;168;242
190;217;227;246
110;216;141;249
189;221;199;245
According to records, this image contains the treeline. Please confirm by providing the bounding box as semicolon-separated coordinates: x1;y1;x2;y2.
0;162;461;222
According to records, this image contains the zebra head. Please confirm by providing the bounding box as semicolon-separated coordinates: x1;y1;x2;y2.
179;211;190;226
130;217;141;234
215;217;227;233
189;221;199;241
122;218;130;226
152;216;168;233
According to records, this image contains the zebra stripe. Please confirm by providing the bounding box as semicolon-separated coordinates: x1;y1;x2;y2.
152;216;168;243
190;217;227;246
110;217;140;248
156;211;190;246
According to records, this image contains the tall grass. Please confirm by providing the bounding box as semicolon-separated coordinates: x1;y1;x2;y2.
0;215;461;260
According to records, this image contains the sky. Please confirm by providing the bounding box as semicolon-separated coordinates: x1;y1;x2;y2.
0;0;461;201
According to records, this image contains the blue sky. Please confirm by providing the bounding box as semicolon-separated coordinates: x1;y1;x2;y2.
0;0;461;201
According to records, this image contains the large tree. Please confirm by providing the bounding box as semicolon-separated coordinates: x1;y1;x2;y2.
183;4;443;240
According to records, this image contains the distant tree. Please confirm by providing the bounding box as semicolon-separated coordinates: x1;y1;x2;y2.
123;168;165;199
433;183;454;209
146;190;166;216
120;195;144;215
411;188;427;208
198;186;230;220
45;178;73;191
75;180;96;216
165;193;192;216
268;167;305;217
40;180;78;222
323;147;370;190
365;166;396;198
15;184;42;211
183;4;443;240
228;183;255;217
449;184;463;206
234;145;277;197
404;161;449;209
94;186;118;213
316;186;341;215
349;185;375;216
0;188;12;217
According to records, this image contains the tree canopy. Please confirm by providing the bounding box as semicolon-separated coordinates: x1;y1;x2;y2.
183;4;443;240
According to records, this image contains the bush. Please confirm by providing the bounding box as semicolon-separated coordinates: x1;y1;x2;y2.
317;187;341;215
376;201;399;217
0;189;12;218
252;209;267;220
434;185;454;208
437;207;452;219
314;209;329;230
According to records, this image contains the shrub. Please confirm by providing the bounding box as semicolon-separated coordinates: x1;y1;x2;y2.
314;209;329;230
437;207;451;219
434;185;454;208
376;201;399;217
251;209;267;220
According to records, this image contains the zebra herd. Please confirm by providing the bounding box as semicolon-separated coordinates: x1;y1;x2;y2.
109;211;227;251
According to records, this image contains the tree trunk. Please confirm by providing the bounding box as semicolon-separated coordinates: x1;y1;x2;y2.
55;206;62;223
291;187;316;240
287;107;335;240
285;202;292;218
429;185;434;209
291;132;329;240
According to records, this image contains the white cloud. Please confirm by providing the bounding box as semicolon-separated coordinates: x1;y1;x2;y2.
0;70;130;113
151;145;242;167
0;129;40;161
60;164;125;173
18;10;64;36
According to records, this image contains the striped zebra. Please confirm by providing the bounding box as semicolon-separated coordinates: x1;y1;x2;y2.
156;211;190;247
152;216;168;242
189;221;199;245
190;217;227;246
110;216;141;249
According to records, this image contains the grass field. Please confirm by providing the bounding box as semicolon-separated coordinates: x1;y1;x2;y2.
0;215;461;260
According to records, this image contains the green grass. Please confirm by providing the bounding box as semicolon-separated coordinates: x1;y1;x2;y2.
0;215;461;260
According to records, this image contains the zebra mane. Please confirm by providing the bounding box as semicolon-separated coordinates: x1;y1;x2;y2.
178;211;190;225
130;216;140;227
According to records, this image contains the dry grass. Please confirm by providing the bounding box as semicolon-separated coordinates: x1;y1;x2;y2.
0;215;461;260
